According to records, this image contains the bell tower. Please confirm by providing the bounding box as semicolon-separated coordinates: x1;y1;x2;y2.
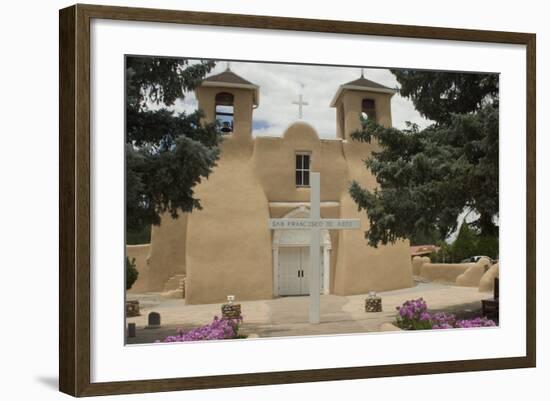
196;67;259;142
330;73;397;140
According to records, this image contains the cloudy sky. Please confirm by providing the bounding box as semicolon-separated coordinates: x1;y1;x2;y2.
171;60;432;138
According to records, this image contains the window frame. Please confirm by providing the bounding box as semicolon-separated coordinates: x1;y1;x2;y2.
295;151;311;188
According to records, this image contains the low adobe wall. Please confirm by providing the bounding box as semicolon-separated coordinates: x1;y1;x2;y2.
126;244;151;293
412;256;430;276
456;257;492;287
414;256;494;287
419;262;473;283
479;263;499;292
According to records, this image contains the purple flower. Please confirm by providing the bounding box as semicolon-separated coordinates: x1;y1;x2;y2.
420;312;431;321
158;315;244;342
394;298;497;331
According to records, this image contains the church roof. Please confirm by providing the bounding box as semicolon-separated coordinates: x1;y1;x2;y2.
330;75;397;107
203;69;256;86
201;69;259;106
342;76;394;91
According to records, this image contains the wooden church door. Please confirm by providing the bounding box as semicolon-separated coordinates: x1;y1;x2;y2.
278;247;301;296
278;247;324;296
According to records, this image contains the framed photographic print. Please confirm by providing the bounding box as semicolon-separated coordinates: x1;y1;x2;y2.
59;3;536;397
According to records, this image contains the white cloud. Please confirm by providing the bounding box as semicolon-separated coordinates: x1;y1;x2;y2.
171;60;432;138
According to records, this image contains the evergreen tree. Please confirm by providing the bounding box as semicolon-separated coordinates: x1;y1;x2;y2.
126;57;221;231
349;70;499;247
126;257;139;290
450;223;478;262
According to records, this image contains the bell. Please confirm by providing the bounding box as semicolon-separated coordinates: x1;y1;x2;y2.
221;121;232;133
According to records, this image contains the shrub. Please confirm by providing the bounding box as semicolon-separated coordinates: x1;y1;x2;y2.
395;298;496;330
395;298;433;330
126;257;139;290
159;316;244;342
429;224;499;263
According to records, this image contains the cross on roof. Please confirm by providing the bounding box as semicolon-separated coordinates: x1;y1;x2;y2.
292;84;309;120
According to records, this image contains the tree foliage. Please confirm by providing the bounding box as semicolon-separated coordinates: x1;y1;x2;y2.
126;257;139;290
451;223;479;262
126;57;220;230
430;222;499;263
126;225;151;245
349;71;499;247
392;70;498;124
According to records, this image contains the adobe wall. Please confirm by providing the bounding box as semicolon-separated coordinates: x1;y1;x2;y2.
419;263;472;283
456;257;492;287
479;263;499;292
147;213;187;291
415;257;494;287
333;138;414;295
184;135;273;304
412;256;431;275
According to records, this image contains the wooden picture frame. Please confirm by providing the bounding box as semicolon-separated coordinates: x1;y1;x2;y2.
59;3;536;397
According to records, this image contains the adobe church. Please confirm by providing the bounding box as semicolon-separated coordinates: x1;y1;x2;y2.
130;68;414;304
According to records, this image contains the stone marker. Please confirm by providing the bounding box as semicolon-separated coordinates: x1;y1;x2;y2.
125;300;140;317
365;291;383;313
147;312;161;329
127;322;136;337
221;295;242;319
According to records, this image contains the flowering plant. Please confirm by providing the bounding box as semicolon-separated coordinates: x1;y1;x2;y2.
395;298;496;330
430;312;456;329
454;317;496;329
159;315;244;342
395;298;432;330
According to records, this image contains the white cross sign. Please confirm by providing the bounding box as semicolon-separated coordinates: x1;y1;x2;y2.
292;94;309;119
268;172;360;324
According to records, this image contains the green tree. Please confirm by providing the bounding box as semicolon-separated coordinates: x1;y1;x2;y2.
409;227;441;246
349;70;499;247
126;225;151;245
475;234;499;260
126;257;139;290
126;56;221;231
450;223;478;262
430;241;452;263
430;223;499;263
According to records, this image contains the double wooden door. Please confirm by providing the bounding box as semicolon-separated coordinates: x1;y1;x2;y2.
278;247;323;296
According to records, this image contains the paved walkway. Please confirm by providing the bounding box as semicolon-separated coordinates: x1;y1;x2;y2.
126;282;490;344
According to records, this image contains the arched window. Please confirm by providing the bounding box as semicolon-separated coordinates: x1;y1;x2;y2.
361;98;376;122
215;92;234;134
